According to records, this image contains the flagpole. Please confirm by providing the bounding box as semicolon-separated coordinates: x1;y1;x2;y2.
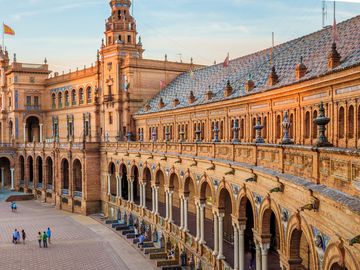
2;22;4;50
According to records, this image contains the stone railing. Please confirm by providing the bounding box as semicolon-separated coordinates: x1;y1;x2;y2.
61;189;69;196
36;183;43;189
103;141;360;197
46;184;53;191
74;191;82;198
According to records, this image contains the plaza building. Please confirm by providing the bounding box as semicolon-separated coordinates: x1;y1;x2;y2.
0;1;360;269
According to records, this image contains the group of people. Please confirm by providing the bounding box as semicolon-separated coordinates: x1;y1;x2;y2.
12;229;25;244
10;201;17;212
38;228;51;248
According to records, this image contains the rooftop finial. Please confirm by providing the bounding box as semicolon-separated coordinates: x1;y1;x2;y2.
44;57;47;64
13;53;17;62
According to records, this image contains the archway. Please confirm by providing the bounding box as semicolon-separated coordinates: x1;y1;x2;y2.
132;166;140;204
27;156;34;186
184;176;196;236
19;156;25;182
239;196;256;269
169;173;181;226
46;157;53;188
26;116;40;143
0;157;11;189
155;170;166;217
61;159;69;191
289;228;314;270
218;187;234;267
36;156;43;189
73;159;82;195
109;162;116;196
261;208;281;270
143;167;152;210
330;263;348;270
120;164;128;199
200;180;215;250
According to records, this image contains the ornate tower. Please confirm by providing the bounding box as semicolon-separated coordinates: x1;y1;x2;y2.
104;0;144;58
100;0;144;141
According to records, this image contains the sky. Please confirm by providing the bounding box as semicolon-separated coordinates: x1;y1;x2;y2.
0;0;359;73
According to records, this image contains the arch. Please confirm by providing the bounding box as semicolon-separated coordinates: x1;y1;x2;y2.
45;157;53;187
0;157;11;188
25;116;40;143
73;159;82;193
65;90;70;107
71;89;77;106
79;88;84;104
19;155;25;181
339;106;345;139
108;162;116;196
323;242;358;270
169;172;181;226
58;92;62;108
36;156;43;186
120;163;128;199
27;155;34;185
286;214;318;270
199;176;216;204
155;169;166;218
142;166;152;210
86;86;92;104
51;93;56;108
61;159;69;190
131;165;140;205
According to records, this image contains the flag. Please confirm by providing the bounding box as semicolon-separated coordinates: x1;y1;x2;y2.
333;17;339;42
3;24;15;36
223;53;229;68
160;80;166;90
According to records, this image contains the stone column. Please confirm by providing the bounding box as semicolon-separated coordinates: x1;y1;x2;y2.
261;243;270;270
217;213;225;260
130;177;134;203
183;196;189;231
255;241;262;270
118;175;123;199
1;167;4;189
142;183;146;208
233;223;239;270
127;178;131;202
213;211;219;256
239;225;246;270
200;203;206;244
107;174;111;195
39;124;43;143
168;191;173;222
165;190;169;219
195;203;200;241
139;183;143;206
154;186;159;215
23;124;26;143
180;196;184;229
10;168;14;190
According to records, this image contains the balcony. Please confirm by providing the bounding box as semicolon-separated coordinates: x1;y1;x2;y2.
74;191;82;198
61;189;69;196
25;105;41;111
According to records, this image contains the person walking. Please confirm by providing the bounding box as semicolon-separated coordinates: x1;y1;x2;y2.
16;230;21;244
46;227;52;244
12;229;18;244
42;231;48;248
21;229;26;244
38;232;42;248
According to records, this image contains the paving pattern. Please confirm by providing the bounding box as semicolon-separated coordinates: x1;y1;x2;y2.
0;200;157;270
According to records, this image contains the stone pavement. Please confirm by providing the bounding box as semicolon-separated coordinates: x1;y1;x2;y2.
0;200;158;270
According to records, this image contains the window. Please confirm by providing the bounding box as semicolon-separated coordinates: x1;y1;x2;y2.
127;35;131;43
276;115;281;139
84;121;89;136
71;90;76;105
79;88;84;104
290;114;294;139
339;107;345;139
30;77;35;83
34;96;39;106
252;117;256;139
240;118;245;139
348;105;354;139
52;94;56;109
118;35;122;41
304;111;310;139
65;91;70;106
87;87;92;103
58;93;62;108
109;112;113;125
312;111;318;139
14;76;18;83
26;96;31;106
263;116;267;139
108;36;112;45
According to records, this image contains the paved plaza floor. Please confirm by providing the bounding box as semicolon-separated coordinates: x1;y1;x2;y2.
0;200;158;270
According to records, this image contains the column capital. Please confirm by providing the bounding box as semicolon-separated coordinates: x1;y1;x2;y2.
218;212;225;218
260;242;270;254
10;168;15;172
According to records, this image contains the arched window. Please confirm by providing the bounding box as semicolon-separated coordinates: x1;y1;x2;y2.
290;113;294;138
71;90;76;106
263;116;267;139
276;115;281;139
240;118;245;139
220;121;224;140
65;91;69;107
58;92;62;108
51;94;56;109
79;88;84;104
339;106;345;139
348;105;354;139
312;110;318;139
304;111;310;139
86;87;92;104
252;117;256;139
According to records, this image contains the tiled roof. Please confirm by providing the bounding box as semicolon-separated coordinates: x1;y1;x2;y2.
137;15;360;115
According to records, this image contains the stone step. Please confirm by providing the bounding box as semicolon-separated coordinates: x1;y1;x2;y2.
105;220;118;224
150;252;167;260
115;225;130;231
121;229;134;235
144;247;165;254
161;266;183;270
156;259;179;267
111;222;125;228
126;233;138;239
142;242;155;248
